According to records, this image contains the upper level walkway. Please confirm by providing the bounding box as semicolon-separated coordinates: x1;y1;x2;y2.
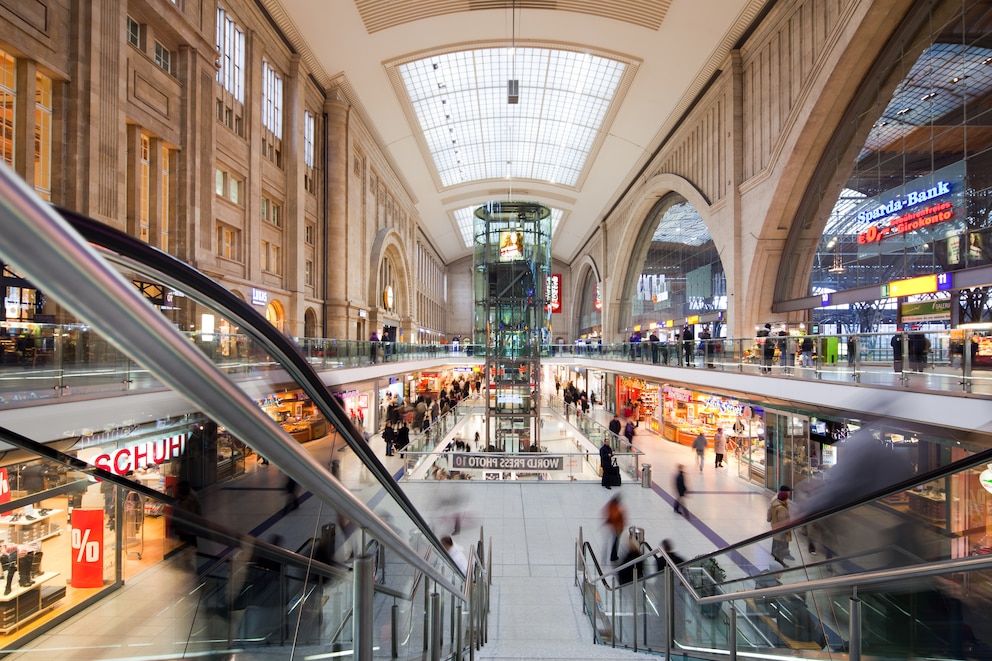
2;331;991;447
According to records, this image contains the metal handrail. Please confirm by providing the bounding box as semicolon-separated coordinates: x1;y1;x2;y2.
0;164;465;602
56;205;463;581
686;443;992;568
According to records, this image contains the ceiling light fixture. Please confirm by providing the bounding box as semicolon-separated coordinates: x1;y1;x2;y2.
507;0;518;104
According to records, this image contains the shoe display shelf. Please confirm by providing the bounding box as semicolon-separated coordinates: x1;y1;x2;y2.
0;510;62;544
0;571;64;634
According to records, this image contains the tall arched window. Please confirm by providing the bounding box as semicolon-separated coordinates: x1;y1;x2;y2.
618;194;725;335
576;269;602;338
786;0;992;329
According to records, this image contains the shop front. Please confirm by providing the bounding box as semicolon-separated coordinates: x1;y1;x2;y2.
618;376;660;432
258;390;328;442
661;386;756;449
335;388;372;433
0;414;224;644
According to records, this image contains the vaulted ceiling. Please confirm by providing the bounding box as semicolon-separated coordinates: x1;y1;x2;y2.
264;0;767;263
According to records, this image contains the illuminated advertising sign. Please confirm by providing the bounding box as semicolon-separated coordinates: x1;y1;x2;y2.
251;288;268;306
90;433;188;475
594;282;602;312
854;161;965;246
882;272;953;298
858;199;954;244
71;509;104;588
546;273;562;313
498;230;524;261
0;468;9;504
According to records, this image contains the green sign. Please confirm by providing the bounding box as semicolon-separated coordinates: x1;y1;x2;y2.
901;299;951;322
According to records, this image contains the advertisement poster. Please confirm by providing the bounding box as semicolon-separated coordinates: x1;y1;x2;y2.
70;509;104;588
499;230;524;261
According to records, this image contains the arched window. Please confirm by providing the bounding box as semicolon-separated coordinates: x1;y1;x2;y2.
304;307;317;338
789;0;992;328
618;194;725;335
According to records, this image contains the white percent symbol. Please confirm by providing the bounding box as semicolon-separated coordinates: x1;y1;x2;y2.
71;527;100;563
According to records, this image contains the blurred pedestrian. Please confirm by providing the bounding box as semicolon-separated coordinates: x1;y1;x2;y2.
604;494;626;562
673;465;689;519
174;480;202;548
768;485;794;566
282;475;299;514
441;535;468;575
691;432;706;472
617;535;645;586
659;538;685;570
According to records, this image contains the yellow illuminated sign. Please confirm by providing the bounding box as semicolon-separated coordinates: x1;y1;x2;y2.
687;315;700;324
884;275;937;298
665;320;674;328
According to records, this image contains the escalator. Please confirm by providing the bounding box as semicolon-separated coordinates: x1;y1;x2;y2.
0;167;490;659
578;440;992;660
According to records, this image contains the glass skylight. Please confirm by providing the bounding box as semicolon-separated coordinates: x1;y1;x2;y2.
399;48;626;188
651;201;710;247
454;204;562;248
859;42;992;160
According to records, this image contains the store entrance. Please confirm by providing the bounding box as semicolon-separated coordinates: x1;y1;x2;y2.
764;410;810;491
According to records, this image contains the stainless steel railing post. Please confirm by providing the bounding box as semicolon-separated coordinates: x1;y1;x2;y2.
354;554;374;661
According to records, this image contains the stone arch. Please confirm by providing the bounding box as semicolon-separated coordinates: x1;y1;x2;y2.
609;174;717;338
304;307;318;338
368;228;413;328
570;255;602;339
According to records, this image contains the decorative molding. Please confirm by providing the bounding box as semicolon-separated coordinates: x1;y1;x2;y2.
354;0;672;34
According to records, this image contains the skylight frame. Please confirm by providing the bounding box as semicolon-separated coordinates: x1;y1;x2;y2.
399;47;627;188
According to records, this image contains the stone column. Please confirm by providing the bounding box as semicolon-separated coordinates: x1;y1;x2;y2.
324;95;350;339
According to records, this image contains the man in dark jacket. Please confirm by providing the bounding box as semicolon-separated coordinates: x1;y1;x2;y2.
599;440;615;489
609;415;622;437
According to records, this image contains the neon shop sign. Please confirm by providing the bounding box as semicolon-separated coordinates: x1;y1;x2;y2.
91;433;187;475
857;181;954;244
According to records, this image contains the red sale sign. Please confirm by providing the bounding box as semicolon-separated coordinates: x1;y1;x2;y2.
70;509;104;588
0;468;9;504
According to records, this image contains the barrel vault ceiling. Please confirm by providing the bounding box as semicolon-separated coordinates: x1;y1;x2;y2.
264;0;768;262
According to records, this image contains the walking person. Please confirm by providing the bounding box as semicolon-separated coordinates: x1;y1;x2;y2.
691;432;707;472
609;415;622;439
604;494;626;562
713;427;727;468
673;465;689;519
768;485;794;566
623;419;636;447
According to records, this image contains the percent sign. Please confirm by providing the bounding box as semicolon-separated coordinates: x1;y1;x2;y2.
71;527;100;563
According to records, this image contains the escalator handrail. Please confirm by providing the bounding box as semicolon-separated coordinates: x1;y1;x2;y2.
0;423;396;593
0;168;465;602
56;205;463;579
691;552;992;605
685;443;992;567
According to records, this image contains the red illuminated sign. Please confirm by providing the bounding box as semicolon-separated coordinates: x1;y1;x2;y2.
70;509;104;588
546;274;562;313
0;468;9;504
857;200;954;244
91;434;187;476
